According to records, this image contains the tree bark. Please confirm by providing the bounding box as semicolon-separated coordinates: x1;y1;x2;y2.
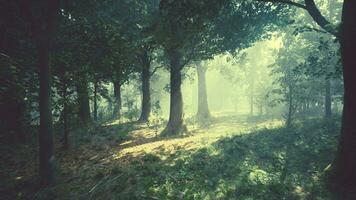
304;0;338;37
1;94;26;142
196;62;210;121
330;1;356;197
286;84;293;128
138;50;151;122
162;49;184;136
260;0;337;37
62;100;69;149
93;81;98;122
325;78;332;119
37;36;55;186
76;75;91;126
21;0;60;186
113;80;122;119
60;70;69;149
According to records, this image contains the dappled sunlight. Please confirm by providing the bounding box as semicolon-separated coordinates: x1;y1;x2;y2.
107;115;284;162
1;0;347;199
78;117;339;200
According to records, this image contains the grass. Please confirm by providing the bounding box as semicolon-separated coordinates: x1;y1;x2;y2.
0;114;340;200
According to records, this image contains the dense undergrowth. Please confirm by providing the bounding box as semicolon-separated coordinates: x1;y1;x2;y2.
1;116;340;200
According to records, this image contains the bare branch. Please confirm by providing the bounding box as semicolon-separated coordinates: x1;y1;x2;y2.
150;65;165;76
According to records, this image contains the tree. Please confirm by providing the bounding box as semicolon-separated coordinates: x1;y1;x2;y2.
253;0;356;194
330;1;356;197
259;0;340;37
196;61;211;121
138;49;152;122
271;29;341;126
20;0;61;186
0;55;27;142
52;53;76;149
271;35;301;127
156;0;227;135
157;0;287;135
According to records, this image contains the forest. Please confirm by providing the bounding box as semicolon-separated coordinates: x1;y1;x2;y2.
0;0;355;199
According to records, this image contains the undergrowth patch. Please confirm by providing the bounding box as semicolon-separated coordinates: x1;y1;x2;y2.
1;117;340;200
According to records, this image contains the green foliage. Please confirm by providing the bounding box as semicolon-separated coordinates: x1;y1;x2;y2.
0;0;346;199
270;29;342;124
146;100;165;137
71;118;339;200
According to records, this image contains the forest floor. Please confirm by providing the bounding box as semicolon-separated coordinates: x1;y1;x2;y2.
1;114;340;200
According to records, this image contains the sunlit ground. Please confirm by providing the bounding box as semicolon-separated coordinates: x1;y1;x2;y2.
108;113;283;162
6;113;338;200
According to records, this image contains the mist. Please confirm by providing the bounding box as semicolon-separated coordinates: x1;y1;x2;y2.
2;0;354;199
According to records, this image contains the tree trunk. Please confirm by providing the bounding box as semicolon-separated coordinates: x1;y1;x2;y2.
286;85;293;128
93;81;98;122
24;0;60;187
61;76;69;150
250;95;254;116
162;49;183;136
325;78;332;119
37;36;55;186
330;1;356;197
62;102;69;149
250;80;254;116
113;80;122;119
139;50;151;122
2;98;26;142
259;104;263;116
76;75;91;126
0;63;26;142
196;62;210;121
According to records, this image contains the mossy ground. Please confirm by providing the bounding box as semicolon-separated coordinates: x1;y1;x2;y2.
1;114;339;200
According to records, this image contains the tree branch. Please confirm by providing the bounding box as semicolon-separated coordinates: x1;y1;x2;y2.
293;25;329;35
256;0;339;37
256;0;307;10
304;0;339;37
179;42;198;70
150;65;164;76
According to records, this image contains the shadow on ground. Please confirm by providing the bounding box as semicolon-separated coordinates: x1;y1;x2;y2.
80;118;339;200
3;116;339;200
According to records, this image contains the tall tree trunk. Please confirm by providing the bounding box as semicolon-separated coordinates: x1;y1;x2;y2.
162;49;183;136
250;80;254;116
60;74;69;149
113;80;122;119
62;101;69;149
330;1;356;197
286;85;293;128
139;50;151;122
259;104;263;116
250;94;254;116
325;78;332;119
196;62;210;121
1;63;27;142
2;95;26;142
76;75;91;126
22;0;60;186
93;81;98;122
37;36;55;186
